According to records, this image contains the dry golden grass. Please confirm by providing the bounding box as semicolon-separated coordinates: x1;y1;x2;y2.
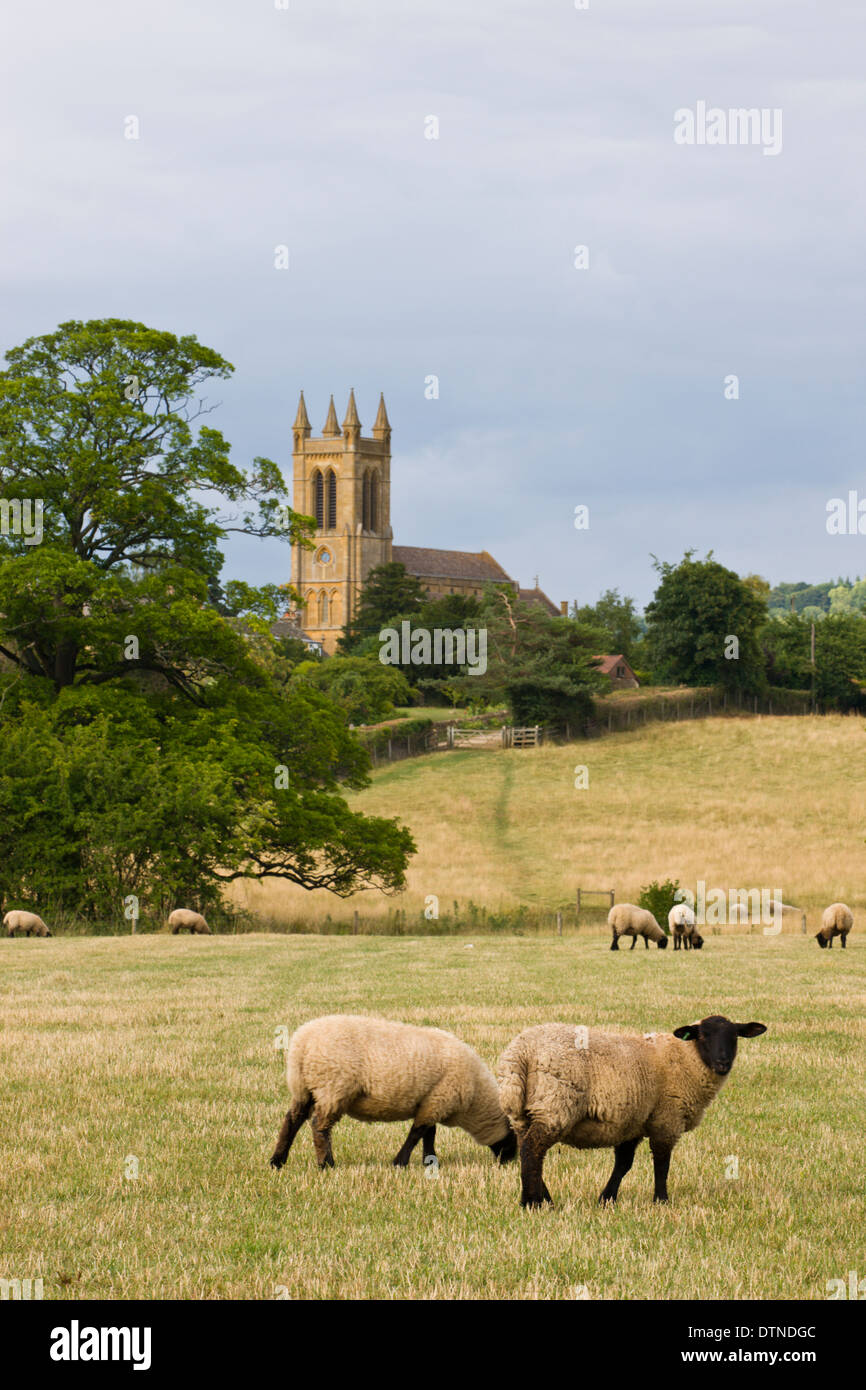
1;933;862;1299
231;715;866;929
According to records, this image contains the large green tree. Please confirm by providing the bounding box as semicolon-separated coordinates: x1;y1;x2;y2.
645;553;767;693
460;589;606;725
0;320;414;919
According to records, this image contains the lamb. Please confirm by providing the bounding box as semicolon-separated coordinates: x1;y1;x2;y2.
3;910;51;937
167;908;211;935
269;1013;517;1172
816;902;853;950
497;1014;766;1209
609;903;668;951
669;902;697;951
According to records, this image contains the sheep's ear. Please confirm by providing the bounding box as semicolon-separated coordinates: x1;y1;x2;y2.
673;1024;700;1040
736;1022;767;1038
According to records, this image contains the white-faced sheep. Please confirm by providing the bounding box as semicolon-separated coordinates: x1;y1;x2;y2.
816;902;853;950
497;1014;766;1209
669;902;698;951
270;1014;517;1172
3;910;51;937
609;903;668;951
167;908;211;935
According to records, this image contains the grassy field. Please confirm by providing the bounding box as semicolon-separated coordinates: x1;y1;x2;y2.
1;931;863;1300
233;714;866;930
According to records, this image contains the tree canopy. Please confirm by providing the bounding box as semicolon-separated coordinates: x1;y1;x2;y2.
0;319;414;923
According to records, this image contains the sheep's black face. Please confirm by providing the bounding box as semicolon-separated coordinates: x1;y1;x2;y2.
657;936;668;949
490;1127;518;1164
691;934;704;950
673;1015;767;1076
816;932;828;948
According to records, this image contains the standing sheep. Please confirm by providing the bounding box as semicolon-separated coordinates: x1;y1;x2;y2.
669;902;697;951
270;1014;517;1172
609;903;668;951
816;903;853;949
497;1014;766;1209
167;908;211;935
3;910;51;937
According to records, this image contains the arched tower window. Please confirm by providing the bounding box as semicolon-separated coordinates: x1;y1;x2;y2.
327;469;337;530
318;590;329;624
313;470;324;529
329;589;339;625
369;470;378;532
362;470;370;531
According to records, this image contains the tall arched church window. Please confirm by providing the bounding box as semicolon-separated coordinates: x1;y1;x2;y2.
369;471;379;532
319;590;329;624
327;470;337;530
313;470;324;529
362;470;371;531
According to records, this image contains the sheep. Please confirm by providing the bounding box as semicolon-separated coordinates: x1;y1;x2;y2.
167;908;211;935
690;932;705;950
816;902;853;950
3;910;51;937
269;1014;518;1172
497;1014;767;1209
609;903;668;951
669;902;697;951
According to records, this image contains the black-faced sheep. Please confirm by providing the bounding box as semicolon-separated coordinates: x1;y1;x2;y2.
270;1014;517;1172
609;903;668;951
4;910;51;937
816;902;853;949
497;1014;766;1209
167;909;211;935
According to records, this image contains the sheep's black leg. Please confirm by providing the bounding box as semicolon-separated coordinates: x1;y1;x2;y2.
519;1127;553;1209
311;1111;336;1169
610;932;619;951
643;935;649;948
841;933;847;948
392;1123;429;1167
270;1097;313;1169
673;934;680;951
422;1125;437;1161
828;935;833;948
629;935;637;950
598;1137;641;1204
650;1139;672;1203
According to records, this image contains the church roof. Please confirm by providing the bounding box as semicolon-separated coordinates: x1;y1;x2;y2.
393;546;514;584
518;586;561;617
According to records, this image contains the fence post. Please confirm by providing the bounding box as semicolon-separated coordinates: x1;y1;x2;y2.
801;912;807;934
556;911;562;936
353;910;359;936
576;888;581;913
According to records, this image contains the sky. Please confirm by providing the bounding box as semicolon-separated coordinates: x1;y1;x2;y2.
3;0;865;609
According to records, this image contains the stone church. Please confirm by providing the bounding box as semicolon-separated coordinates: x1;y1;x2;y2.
287;390;562;653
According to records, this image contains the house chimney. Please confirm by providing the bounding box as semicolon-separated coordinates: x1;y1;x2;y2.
560;601;568;616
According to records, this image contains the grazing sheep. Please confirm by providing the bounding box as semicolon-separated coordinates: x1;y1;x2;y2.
609;903;668;951
497;1014;766;1209
669;902;698;950
270;1014;517;1172
816;902;853;950
690;932;705;950
167;908;211;935
3;910;51;938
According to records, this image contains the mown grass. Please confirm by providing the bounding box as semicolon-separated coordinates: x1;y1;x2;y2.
232;714;866;930
1;932;862;1299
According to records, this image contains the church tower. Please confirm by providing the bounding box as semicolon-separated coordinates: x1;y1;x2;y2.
290;390;393;653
